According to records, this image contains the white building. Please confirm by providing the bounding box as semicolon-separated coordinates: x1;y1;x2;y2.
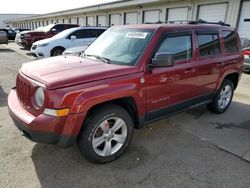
5;0;250;39
0;14;37;28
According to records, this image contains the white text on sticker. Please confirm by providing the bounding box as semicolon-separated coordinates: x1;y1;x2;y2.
125;32;148;39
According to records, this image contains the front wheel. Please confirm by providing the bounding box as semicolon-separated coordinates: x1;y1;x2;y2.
51;47;65;57
78;105;134;163
207;79;234;113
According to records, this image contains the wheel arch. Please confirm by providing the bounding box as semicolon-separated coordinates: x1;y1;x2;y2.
50;46;65;56
82;97;141;129
223;72;239;90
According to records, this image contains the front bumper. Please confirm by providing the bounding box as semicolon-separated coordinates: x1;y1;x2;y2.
30;47;49;59
8;89;85;147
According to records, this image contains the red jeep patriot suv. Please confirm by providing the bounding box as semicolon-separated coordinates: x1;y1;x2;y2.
8;21;243;163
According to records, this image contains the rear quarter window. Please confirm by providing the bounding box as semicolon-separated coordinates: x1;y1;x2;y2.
223;31;240;53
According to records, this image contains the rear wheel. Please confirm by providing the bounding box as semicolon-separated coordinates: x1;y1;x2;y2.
78;105;134;163
51;47;65;57
207;79;234;113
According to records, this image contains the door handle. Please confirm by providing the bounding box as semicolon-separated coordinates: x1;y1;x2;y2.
184;68;195;74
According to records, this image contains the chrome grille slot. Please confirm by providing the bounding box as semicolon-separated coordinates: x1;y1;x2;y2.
16;76;31;107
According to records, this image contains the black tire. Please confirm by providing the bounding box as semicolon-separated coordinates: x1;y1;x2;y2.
50;47;65;57
207;79;234;114
77;104;134;164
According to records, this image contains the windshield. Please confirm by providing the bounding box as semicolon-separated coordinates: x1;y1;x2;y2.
83;28;153;65
36;24;55;32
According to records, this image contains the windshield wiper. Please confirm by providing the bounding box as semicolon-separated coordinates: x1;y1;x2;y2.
85;54;111;64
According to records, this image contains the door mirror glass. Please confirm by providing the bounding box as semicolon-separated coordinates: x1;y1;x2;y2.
70;35;77;40
151;53;175;67
51;28;57;33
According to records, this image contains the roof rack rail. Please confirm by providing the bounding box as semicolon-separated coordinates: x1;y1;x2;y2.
189;19;230;27
144;21;163;24
165;20;189;24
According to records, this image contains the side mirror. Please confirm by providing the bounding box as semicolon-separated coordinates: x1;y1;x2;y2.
51;28;57;33
149;53;175;68
70;35;76;40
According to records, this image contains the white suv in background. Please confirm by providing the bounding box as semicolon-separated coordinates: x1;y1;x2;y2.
30;27;106;58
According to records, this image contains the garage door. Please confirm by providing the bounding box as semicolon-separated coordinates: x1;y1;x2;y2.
167;7;189;22
198;3;228;22
238;1;250;39
125;12;138;25
97;15;107;26
143;10;160;23
110;14;121;26
87;16;95;26
71;18;77;24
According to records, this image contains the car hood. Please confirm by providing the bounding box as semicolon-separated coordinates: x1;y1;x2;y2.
21;56;138;89
24;31;45;36
33;38;53;45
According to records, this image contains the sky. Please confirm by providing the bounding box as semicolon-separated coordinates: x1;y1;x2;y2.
0;0;119;14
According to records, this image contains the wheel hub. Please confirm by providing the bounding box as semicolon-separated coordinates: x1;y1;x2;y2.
104;132;114;141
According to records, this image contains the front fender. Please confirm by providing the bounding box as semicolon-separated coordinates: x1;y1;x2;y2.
71;82;145;116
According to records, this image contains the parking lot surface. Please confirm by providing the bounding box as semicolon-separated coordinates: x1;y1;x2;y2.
1;44;250;188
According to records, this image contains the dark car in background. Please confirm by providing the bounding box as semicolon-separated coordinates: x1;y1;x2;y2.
0;31;8;44
0;29;17;40
19;23;79;49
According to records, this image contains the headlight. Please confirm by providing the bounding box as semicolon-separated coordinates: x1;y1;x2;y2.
38;43;49;47
34;87;45;108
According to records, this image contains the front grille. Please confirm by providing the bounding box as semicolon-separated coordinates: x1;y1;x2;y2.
16;76;32;108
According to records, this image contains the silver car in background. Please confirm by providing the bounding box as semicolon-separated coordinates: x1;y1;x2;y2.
0;31;8;45
241;38;250;73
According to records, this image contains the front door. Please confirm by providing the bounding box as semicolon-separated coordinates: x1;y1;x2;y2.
145;31;198;121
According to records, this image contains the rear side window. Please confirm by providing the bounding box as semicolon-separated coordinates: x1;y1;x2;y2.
198;34;221;57
223;31;239;53
69;29;87;39
69;29;105;39
156;34;192;61
88;29;105;38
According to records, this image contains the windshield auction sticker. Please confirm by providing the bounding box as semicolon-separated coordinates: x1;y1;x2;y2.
125;32;148;39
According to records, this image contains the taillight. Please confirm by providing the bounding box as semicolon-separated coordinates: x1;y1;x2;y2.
243;50;250;56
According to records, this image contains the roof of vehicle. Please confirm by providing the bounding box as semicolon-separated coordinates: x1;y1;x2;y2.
79;26;107;29
112;21;235;31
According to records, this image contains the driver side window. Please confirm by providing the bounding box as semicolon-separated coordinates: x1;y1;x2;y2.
155;34;192;61
52;25;64;33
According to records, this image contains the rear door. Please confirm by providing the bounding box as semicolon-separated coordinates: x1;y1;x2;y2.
109;14;121;26
167;7;189;22
195;30;223;95
145;29;198;121
125;12;138;25
198;3;228;22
